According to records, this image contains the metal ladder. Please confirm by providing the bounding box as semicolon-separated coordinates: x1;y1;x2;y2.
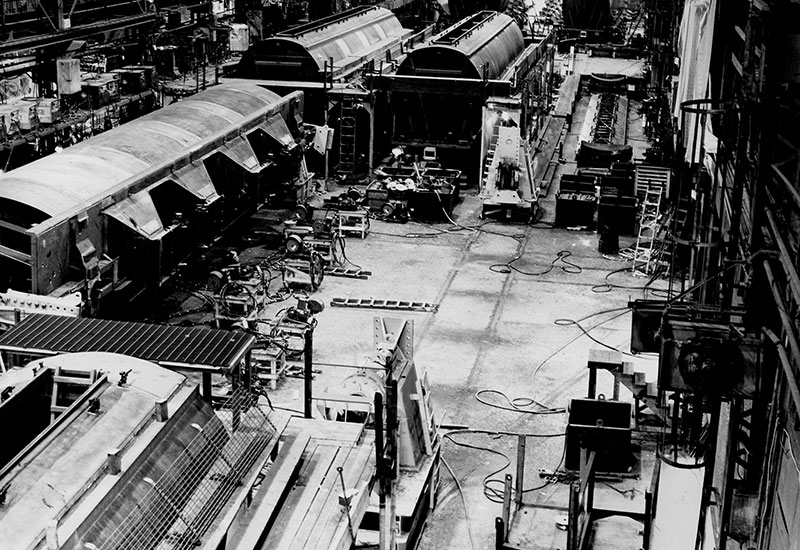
337;96;357;174
330;298;438;313
51;367;100;421
632;183;664;275
324;267;372;279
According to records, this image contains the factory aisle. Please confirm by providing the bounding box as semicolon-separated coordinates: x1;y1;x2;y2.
261;52;660;550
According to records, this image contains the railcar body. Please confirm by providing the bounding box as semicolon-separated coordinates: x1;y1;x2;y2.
380;11;523;181
398;10;523;80
238;6;411;84
436;0;511;22
0;80;305;316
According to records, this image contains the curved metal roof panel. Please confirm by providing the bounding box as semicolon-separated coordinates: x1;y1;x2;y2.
285;7;404;67
242;6;409;80
0;82;282;220
398;11;523;80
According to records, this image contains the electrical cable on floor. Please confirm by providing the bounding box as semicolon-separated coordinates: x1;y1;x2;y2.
475;389;565;415
490;249;583;275
442;430;568;504
553;316;635;357
444;432;511;503
439;454;480;550
531;307;633;404
591;264;665;294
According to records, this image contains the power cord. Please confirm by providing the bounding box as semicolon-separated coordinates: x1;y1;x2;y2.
531;307;632;405
490;249;583;276
553;315;635;357
475;389;565;415
442;430;568;505
591;264;667;294
439;455;480;550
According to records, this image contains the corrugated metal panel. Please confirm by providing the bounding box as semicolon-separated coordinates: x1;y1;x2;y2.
103;190;165;239
172;162;219;202
0;82;282;222
398;11;523;80
0;314;255;372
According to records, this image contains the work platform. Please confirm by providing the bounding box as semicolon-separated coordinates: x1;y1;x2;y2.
229;417;375;550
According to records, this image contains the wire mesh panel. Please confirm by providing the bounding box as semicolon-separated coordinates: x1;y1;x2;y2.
82;388;276;550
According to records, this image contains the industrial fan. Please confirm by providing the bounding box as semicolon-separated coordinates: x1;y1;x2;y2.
659;319;761;397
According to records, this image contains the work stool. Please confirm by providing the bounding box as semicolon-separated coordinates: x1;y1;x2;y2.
338;210;369;239
252;346;286;390
587;348;623;400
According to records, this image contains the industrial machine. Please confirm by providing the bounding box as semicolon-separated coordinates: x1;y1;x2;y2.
282;250;325;291
478;98;537;220
659;319;761;397
284;206;338;262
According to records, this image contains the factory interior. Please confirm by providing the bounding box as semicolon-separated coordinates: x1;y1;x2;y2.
0;0;798;549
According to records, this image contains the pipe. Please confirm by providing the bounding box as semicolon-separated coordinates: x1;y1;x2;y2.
771;163;800;212
762;327;800;416
762;259;800;370
763;198;800;305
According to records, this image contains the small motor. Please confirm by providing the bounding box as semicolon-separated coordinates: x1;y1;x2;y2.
381;199;409;222
285;296;325;324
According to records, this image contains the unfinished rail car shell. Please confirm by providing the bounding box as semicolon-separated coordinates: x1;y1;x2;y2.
397;10;523;80
238;6;411;83
0;81;304;315
381;11;523;180
437;0;511;21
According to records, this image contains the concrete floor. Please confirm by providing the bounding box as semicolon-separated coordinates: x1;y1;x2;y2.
258;68;666;549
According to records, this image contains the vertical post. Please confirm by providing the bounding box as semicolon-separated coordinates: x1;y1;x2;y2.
587;365;597;399
155;399;169;421
367;102;375;174
375;392;388;550
107;448;121;475
501;473;512;541
202;372;212;404
304;328;313;418
567;483;579;550
671;393;681;460
719;400;739;550
374;392;384;483
515;434;526;507
46;520;59;550
323;60;330;182
643;490;653;550
495;517;505;550
386;378;398;474
56;0;64;29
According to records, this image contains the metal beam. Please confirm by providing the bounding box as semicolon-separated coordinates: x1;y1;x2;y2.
370;74;512;96
0;12;156;56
